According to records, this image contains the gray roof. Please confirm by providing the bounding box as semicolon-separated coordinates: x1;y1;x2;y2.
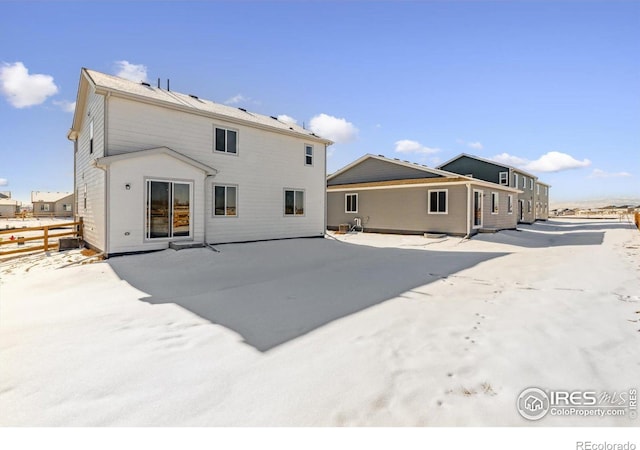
31;191;73;203
437;153;539;180
82;69;332;145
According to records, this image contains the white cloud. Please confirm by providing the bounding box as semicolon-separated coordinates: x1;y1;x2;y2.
491;152;530;167
114;61;148;82
395;139;440;155
492;151;591;173
0;178;7;186
525;151;591;172
467;141;483;150
0;62;58;108
588;169;632;179
309;113;358;143
277;114;297;125
224;94;248;105
53;100;76;113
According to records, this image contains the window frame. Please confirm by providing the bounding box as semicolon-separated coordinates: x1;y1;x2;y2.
527;200;532;213
513;173;518;188
491;192;499;214
284;188;305;217
213;184;238;217
522;175;526;189
345;193;358;213
89;120;94;154
213;125;239;155
507;194;513;214
530;178;534;190
41;204;50;212
304;144;314;166
427;189;448;214
499;171;508;185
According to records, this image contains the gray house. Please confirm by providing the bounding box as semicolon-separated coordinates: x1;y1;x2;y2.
437;153;550;223
31;191;74;218
327;154;522;237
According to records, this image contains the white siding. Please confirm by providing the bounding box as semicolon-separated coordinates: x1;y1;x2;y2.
107;153;206;254
75;87;106;251
107;97;326;244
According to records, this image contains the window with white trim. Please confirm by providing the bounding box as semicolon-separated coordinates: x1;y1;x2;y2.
345;193;358;213
499;171;508;185
491;192;499;214
214;126;238;154
530;178;534;190
513;173;518;188
522;176;526;189
428;189;447;214
41;204;50;212
537;184;540;195
89;120;94;154
527;200;532;213
507;195;513;214
284;189;304;216
63;204;72;212
213;185;237;217
305;144;313;166
545;186;548;195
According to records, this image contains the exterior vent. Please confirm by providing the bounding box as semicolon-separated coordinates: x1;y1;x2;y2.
189;94;198;99
238;107;247;112
141;82;151;87
378;154;385;157
270;116;278;120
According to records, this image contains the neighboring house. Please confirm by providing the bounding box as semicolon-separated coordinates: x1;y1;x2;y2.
437;153;550;223
31;191;74;218
0;198;21;218
67;68;332;257
0;191;10;199
327;154;522;237
534;181;550;221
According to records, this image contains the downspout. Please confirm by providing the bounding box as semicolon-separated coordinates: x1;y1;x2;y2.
93;161;108;256
465;182;471;239
103;93;110;254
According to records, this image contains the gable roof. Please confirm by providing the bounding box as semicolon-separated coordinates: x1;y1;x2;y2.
68;68;333;146
94;146;218;175
437;153;538;180
0;198;20;206
31;191;73;203
327;153;462;182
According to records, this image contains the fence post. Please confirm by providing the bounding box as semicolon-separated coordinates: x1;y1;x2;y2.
77;217;83;240
44;226;49;251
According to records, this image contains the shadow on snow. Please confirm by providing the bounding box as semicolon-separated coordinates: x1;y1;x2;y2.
108;238;506;352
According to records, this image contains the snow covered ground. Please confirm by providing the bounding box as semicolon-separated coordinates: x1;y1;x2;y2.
1;219;638;426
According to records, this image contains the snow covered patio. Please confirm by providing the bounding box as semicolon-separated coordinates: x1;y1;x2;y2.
1;219;639;426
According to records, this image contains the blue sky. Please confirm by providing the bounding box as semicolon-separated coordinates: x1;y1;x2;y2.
1;0;639;205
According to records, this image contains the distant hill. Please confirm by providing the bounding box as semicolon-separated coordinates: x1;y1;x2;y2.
550;197;640;210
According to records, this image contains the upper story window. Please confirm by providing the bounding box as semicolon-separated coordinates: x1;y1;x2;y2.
89;120;94;154
513;173;518;188
537;184;540;195
214;126;238;154
305;145;313;166
345;193;358;213
428;189;447;214
499;172;508;185
545;186;548;195
522;176;526;189
530;178;534;190
491;192;499;214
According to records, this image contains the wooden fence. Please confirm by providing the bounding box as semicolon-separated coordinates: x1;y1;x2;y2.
0;219;83;257
635;212;640;232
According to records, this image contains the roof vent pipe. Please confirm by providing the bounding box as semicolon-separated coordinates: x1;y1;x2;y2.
167;79;170;91
157;78;160;89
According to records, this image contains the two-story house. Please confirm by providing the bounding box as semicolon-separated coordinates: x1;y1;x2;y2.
437;154;550;223
67;69;332;257
327;154;522;236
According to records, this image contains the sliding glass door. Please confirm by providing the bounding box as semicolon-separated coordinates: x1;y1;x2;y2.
146;180;191;239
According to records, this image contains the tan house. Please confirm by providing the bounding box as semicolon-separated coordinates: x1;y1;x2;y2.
31;191;74;218
327;154;522;237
